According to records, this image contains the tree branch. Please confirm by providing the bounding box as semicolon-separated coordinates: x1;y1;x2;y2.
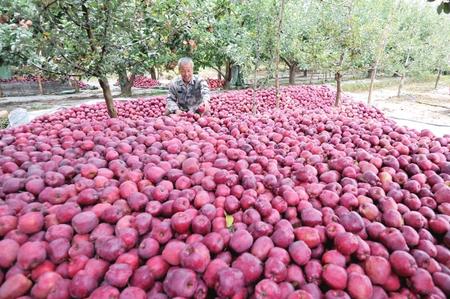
80;0;102;77
210;65;226;78
17;53;83;77
59;2;85;30
81;1;97;53
42;0;58;11
36;27;94;76
56;51;95;76
280;56;292;68
196;59;226;78
100;2;112;63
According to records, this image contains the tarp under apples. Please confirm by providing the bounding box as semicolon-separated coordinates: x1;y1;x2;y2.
0;85;449;299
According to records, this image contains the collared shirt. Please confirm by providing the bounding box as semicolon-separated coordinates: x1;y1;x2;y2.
166;75;210;113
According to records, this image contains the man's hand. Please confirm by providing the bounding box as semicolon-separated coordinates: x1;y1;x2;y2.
197;102;210;115
165;109;183;116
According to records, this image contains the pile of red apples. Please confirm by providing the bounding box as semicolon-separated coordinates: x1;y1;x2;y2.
0;85;448;299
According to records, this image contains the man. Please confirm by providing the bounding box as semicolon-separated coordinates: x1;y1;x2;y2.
165;57;210;115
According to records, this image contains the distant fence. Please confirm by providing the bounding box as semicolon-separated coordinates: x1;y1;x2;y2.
288;71;368;83
246;70;370;86
0;81;74;97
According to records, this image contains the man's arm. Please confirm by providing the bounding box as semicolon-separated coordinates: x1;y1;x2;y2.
166;82;180;114
191;77;211;113
200;77;210;105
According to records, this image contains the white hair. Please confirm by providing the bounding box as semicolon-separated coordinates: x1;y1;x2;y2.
177;57;194;69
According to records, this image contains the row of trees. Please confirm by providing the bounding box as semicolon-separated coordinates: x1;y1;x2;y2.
1;0;449;116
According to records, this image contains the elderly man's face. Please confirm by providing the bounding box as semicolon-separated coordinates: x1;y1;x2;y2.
179;63;193;83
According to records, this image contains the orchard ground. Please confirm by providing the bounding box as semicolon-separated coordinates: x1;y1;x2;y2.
0;74;449;138
343;76;450;138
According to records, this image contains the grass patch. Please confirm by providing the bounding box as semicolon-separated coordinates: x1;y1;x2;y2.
146;89;168;96
339;75;450;93
126;88;168;97
339;78;397;92
0;117;8;129
27;103;54;111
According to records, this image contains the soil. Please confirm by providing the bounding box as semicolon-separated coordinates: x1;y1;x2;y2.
345;86;450;138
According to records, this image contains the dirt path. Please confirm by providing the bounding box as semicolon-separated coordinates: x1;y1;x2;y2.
345;86;450;138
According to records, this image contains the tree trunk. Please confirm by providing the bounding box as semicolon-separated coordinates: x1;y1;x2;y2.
253;53;261;114
367;68;374;79
0;85;3;98
334;72;342;107
303;70;307;77
224;61;232;89
435;69;441;89
397;73;405;97
37;49;44;95
397;52;410;97
309;71;314;84
368;65;378;106
70;76;80;93
150;67;157;80
288;64;297;85
275;0;286;109
231;65;244;88
75;77;80;93
117;68;134;97
37;74;43;95
98;77;117;118
252;66;258;115
368;7;393;105
217;66;222;80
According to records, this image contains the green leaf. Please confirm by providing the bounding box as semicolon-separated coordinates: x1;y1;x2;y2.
225;214;234;229
437;3;444;14
444;3;450;14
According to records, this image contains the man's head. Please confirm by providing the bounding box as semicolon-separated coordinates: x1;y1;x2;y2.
178;57;194;83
